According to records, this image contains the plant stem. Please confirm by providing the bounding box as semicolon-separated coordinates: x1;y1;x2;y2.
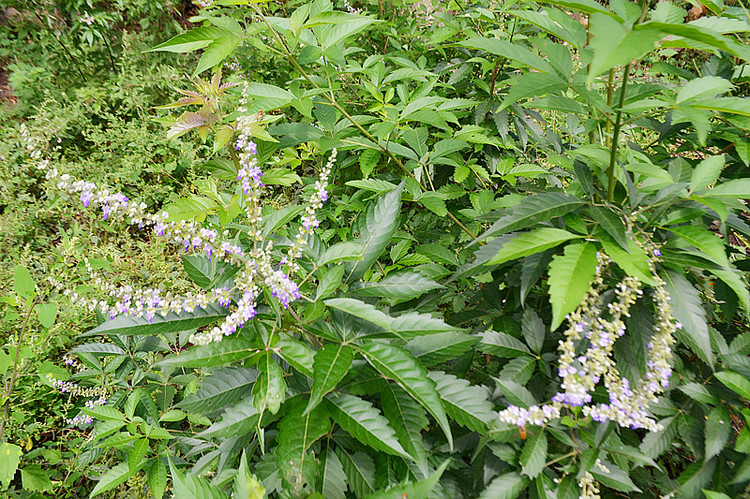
606;63;631;202
0;295;39;443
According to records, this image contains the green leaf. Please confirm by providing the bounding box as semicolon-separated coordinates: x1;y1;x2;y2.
159;410;186;422
705;407;731;461
640;416;678;458
690;155;725;191
326;393;410;459
319;242;365;266
345;184;403;282
13;265;35;301
700;178;750;200
509;8;587;48
278;338;315;377
598;234;658;285
520;431;547;479
588;205;628;251
129;439;149;471
316;265;346;301
179;367;258;414
90;462;142;497
389;312;463;338
500;72;570;111
309;11;378;48
499;356;537;385
35;303;57;329
404;331;478;367
306;344;355;414
495;378;537;408
678;383;719;405
262;205;305;238
590;460;641;493
21;465;53;492
276;399;330;492
181;254;238;290
0;443;22;489
428;371;495;433
242;83;294;114
548;242;598;330
234;451;265;499
337;449;375;498
381;384;429;473
485;228;579;266
478;472;529;499
321;449;347;499
669;225;729;268
663;271;713;368
253;352;286;414
194;35;241;76
85;302;229;336
325;298;393;330
479;330;530;358
147;27;224;53
359;149;381;178
365;460;449;499
358;342;453;449
349;271;442;301
474;193;583;243
715;371;750;399
677;459;716;499
157;336;257;368
458;38;554;73
196;397;259;440
521;310;545;354
168;458;228;499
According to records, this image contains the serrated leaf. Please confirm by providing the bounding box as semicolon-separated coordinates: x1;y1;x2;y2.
495;378;537;408
705;407;731;461
168;458;228;499
358;343;453;449
147;27;224;53
669;225;729;268
478;472;529;499
178;367;258;414
663;271;713;368
701;178;750;199
365;460;449;499
381;384;429;474
276;399;330;492
149;459;167;499
389;312;462;338
128;439;149;471
715;371;750;399
241;83;294;114
404;331;478;367
349;271;442;301
678;383;719;405
522;310;545;354
428;371;495;433
359;149;381;178
306;344;354;414
640;416;678;458
319;242;365;266
70;343;126;356
316;265;345;301
345;184;403;282
474;192;583;243
677;459;716;499
321;449;347;499
337;449;376;498
181;254;238;290
499;356;536;385
90;462;141;497
520;431;547;478
325;298;392;330
278;338;315;377
234;451;265;499
194;35;241;76
485;228;579;266
157;336;257;368
599;234;658;286
458;38;554;73
196;397;259;440
84;302;230;337
326;393;409;459
590;460;641;492
479;330;530;358
253;353;286;415
588;205;628;250
548;242;598;330
690;155;725;191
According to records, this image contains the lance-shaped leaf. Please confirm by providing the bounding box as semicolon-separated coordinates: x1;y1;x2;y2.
405;331;478;367
278;338;315;377
700;178;750;200
84;302;229;337
390;312;463;338
495;378;537;408
253;352;286;415
588;205;628;250
326;393;410;459
662;271;713;368
345;184;403;282
90;462;143;497
669;225;729;268
474;192;583;243
349;271;442;301
705;406;731;461
365;460;450;499
715;371;750;399
479;330;530;358
276;399;330;492
428;371;495;433
598;233;658;286
336;449;376;498
478;472;529;499
520;431;547;479
485;228;579;266
156;336;256;368
590;460;641;493
358;343;453;449
548;242;598;330
196;397;259;440
306;344;355;414
147;27;227;53
458;38;554;73
690;155;725;191
382;384;429;474
179;367;258;414
325;298;393;330
168;458;228;499
320;448;347;499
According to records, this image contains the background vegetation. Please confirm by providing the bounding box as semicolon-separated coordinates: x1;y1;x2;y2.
1;0;750;497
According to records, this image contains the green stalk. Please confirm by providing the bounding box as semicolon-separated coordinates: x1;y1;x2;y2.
606;63;631;202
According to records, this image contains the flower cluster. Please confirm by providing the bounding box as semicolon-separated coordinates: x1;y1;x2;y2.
47;373;109;426
79;12;95;25
21;90;336;346
498;249;678;432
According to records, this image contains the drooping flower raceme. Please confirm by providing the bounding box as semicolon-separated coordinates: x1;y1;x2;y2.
498;249;678;433
21;99;336;347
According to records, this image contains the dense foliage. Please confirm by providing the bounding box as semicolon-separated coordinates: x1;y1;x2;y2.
2;0;750;497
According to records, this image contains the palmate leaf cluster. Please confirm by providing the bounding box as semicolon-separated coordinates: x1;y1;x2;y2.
5;0;750;497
